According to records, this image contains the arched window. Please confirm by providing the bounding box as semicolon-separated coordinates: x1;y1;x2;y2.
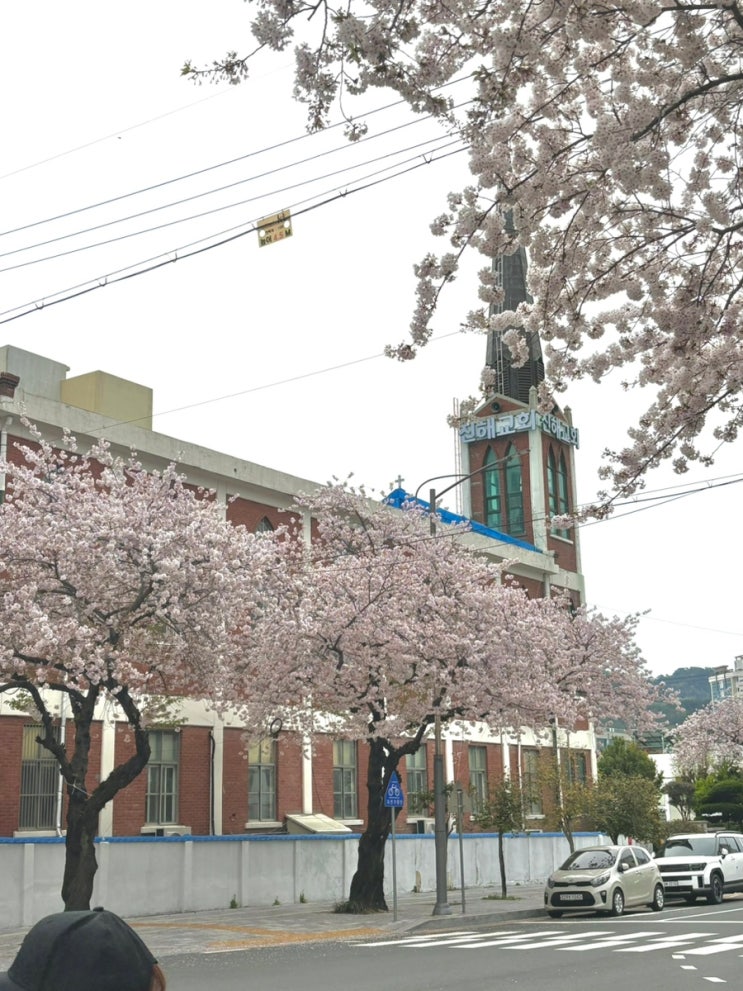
483;447;502;530
547;448;558;517
558;453;569;515
547;447;571;540
256;516;274;533
504;444;524;535
483;444;524;535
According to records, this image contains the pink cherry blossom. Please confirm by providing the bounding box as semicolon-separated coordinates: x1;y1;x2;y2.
0;424;287;910
234;484;668;910
185;2;743;499
673;697;743;776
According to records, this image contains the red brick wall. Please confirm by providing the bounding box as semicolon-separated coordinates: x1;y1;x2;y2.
111;725;211;835
179;727;211;835
0;718;106;835
277;733;304;820
222;727;248;833
0;718;24;834
311;737;335;819
111;724;147;835
223;729;307;832
502;573;544;599
226;497;289;532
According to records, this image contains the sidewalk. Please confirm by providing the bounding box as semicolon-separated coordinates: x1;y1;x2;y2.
0;884;545;967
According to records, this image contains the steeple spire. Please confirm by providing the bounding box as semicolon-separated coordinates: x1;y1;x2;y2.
485;212;544;405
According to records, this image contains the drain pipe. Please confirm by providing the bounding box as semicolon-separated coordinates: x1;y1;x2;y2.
0;414;13;503
55;694;67;835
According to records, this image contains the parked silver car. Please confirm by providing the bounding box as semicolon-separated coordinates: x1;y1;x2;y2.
544;844;665;917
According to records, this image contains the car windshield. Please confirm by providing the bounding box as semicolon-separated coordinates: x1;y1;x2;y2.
559;849;616;870
658;836;717;857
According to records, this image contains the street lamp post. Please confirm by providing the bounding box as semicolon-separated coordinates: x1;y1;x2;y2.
427;487;452;916
414;461;525;917
419;474;494;916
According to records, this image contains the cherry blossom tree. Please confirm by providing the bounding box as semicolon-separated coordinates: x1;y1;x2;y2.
673;697;743;776
235;485;667;911
0;428;285;911
185;2;743;500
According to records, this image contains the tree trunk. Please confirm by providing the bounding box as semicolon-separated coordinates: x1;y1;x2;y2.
57;688;151;910
563;816;575;853
498;830;507;898
62;798;99;910
346;738;393;912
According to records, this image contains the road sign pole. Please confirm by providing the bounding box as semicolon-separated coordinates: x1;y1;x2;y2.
391;803;397;922
384;771;404;923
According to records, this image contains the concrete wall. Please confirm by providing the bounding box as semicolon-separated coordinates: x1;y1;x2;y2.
0;831;607;929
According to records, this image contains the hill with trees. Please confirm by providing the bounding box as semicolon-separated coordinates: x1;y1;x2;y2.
653;667;715;728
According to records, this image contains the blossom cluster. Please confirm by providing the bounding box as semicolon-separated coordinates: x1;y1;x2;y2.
231;483;668;746
189;1;743;498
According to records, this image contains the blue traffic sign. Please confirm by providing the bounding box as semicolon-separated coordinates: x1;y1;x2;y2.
384;771;404;808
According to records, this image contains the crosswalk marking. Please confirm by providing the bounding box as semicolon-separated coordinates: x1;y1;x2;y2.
684;937;743;956
353;929;743;957
451;932;569;949
616;932;712;953
557;931;661;952
499;932;601;949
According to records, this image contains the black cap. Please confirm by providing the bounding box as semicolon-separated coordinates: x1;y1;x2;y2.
0;908;158;991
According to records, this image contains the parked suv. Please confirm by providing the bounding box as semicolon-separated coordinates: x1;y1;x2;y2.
653;831;743;903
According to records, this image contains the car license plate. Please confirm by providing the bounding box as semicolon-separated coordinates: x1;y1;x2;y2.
665;880;679;887
561;894;583;901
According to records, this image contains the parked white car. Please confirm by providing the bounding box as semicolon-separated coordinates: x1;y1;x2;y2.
653;831;743;904
544;844;665;918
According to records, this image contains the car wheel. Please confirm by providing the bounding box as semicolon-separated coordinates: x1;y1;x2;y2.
610;888;625;917
707;874;724;905
547;910;563;919
650;884;664;912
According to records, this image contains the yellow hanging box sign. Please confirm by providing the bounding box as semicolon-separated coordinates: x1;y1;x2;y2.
257;210;293;247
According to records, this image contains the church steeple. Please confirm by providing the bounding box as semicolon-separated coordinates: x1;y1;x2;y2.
485;213;544;405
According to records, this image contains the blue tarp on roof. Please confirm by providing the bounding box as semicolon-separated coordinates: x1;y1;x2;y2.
383;488;540;553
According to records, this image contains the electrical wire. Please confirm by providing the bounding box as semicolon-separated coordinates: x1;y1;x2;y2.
0;134;465;273
0;144;467;325
0;88;234;183
0;83;475;238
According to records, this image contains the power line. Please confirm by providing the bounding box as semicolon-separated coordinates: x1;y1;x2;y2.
0;134;465;273
0;86;474;239
0;88;235;183
0;144;467;326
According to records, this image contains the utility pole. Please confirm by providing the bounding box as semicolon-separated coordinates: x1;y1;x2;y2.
429;488;452;916
415;461;522;918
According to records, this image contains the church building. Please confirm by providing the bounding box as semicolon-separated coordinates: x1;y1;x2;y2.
0;312;593;841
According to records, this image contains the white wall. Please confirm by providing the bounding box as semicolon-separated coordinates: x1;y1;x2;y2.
0;831;606;930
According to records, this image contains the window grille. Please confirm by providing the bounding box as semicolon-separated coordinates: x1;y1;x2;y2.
468;745;488;814
145;731;179;825
19;725;60;830
248;738;277;821
333;741;357;819
522;750;543;816
406;749;428;814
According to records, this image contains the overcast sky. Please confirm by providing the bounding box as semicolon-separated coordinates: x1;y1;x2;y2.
1;1;740;681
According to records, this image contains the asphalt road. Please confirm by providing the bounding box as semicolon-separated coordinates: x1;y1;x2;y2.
163;899;743;991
